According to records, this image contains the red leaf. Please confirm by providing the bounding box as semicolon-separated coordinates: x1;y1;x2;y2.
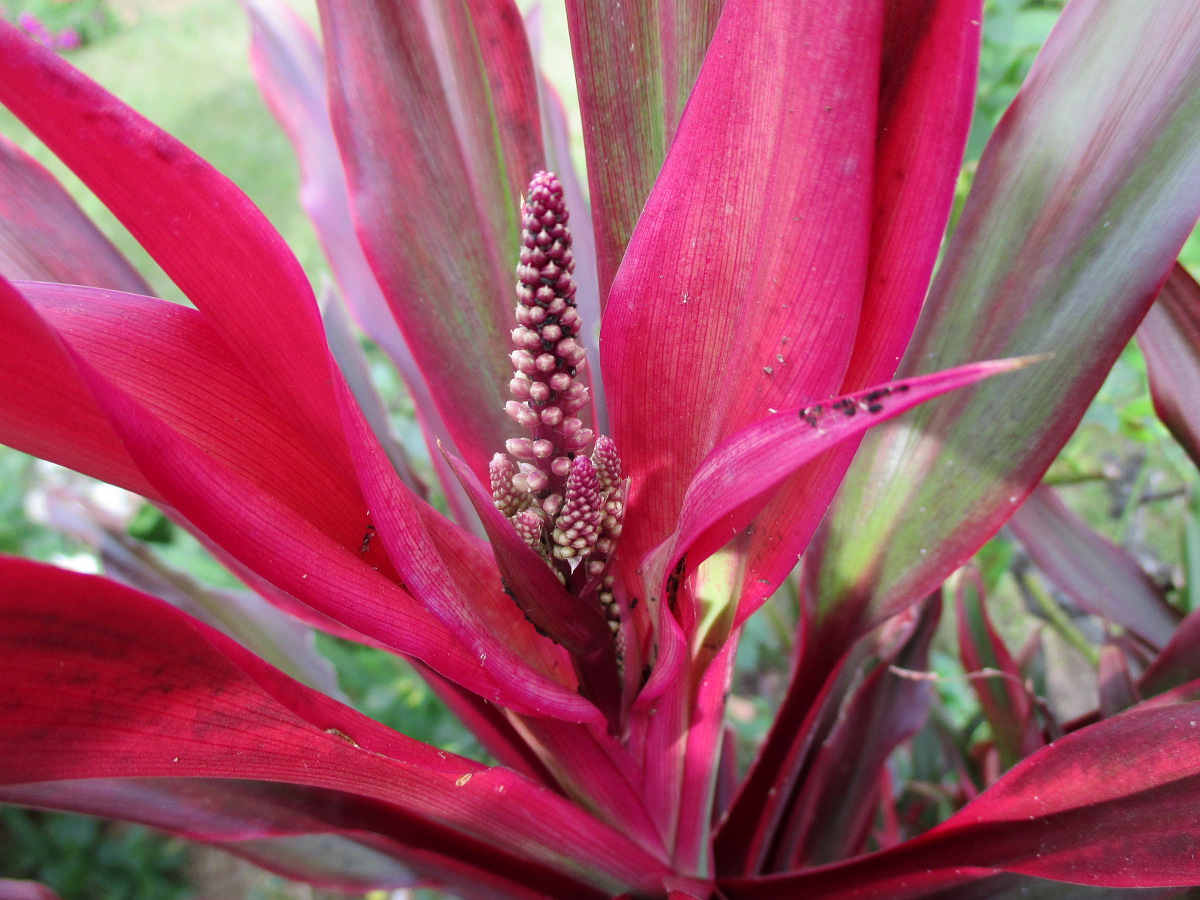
54;329;557;713
0;779;424;892
0;557;677;896
841;0;983;392
245;0;475;524
725;0;985;628
1141;608;1200;697
1097;644;1140;718
0;882;64;900
602;1;883;595
808;0;1200;646
19;281;366;546
332;375;596;720
644;359;1030;619
723;703;1200;894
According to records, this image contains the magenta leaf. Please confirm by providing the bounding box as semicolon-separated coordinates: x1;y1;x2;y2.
322;298;426;500
495;714;669;857
48;312;562;714
38;487;344;699
244;0;475;525
526;36;605;430
726;870;1178;900
0;276;154;499
0;882;64;900
7;278;588;717
644;359;1029;616
728;0;985;622
923;703;1200;886
602;0;883;591
331;374;597;720
840;0;983;392
0;22;357;481
11;280;366;544
1009;484;1178;648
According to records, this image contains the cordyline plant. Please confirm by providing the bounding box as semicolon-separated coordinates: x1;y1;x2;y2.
3;0;1200;897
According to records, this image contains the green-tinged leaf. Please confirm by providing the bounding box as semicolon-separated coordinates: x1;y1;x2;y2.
564;0;723;301
1097;644;1140;718
317;0;541;479
0;780;424;893
0;134;150;293
771;600;940;869
1009;485;1178;648
955;567;1045;770
811;0;1200;634
1138;262;1200;470
1139;608;1200;697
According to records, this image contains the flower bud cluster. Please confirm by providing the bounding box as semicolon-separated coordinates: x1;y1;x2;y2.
503;170;593;502
490;172;626;595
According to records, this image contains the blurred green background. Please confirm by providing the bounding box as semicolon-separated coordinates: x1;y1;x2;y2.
3;0;1197;898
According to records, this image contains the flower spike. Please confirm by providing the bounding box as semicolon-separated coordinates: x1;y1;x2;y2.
495;172;629;656
506;171;594;496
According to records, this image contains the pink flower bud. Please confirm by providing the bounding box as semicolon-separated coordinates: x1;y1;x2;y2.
505;401;537;427
506;438;535;459
509;376;531;400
